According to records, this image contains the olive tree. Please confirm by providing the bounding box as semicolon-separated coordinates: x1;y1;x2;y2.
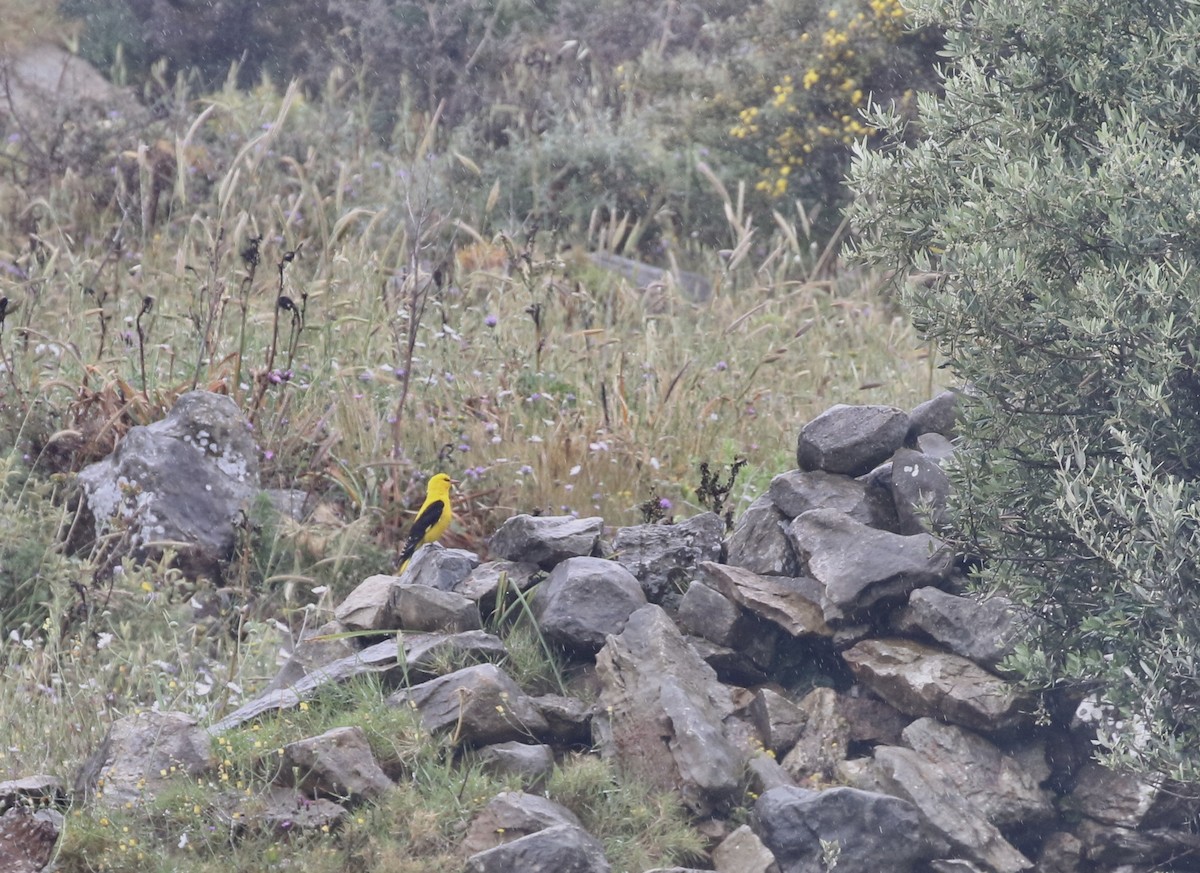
848;0;1200;780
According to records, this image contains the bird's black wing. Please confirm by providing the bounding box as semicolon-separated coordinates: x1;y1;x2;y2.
399;499;448;564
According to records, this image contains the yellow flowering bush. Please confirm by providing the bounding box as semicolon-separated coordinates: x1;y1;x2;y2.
718;0;941;229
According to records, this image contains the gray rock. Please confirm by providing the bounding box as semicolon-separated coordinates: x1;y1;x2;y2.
677;579;754;648
746;752;796;795
855;459;899;531
769;469;892;528
688;637;770;686
464;824;611;873
908;390;958;439
796;404;910;475
462;791;582;856
712;823;776;873
595;605;745;815
262;487;309;520
613;512;724;603
916;431;956;462
335;574;401;631
1073;818;1200;868
213;631;508;732
265;620;358;693
753;785;936;873
900;718;1053;830
77;391;260;578
279;725;393;802
698;562;832;638
2;40;139;121
455;560;541;610
873;746;1032;873
249;786;347;834
780;688;850;785
843;638;1029;733
76;710;215;806
1036;831;1083;873
388;663;549;746
838;693;909;747
531;556;647;653
391;583;482;633
400;545;479;589
531;694;593;746
929;862;985;873
787;509;952;619
889;448;951;534
0;775;65;811
489;514;604;569
892;588;1019;670
726;493;801;576
750;688;807;757
587;250;712;302
1069;760;1190;829
477;742;555;791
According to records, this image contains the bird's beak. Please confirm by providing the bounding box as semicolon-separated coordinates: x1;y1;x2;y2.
450;478;461;486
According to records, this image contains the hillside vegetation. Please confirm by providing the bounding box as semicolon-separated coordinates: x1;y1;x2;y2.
0;3;944;869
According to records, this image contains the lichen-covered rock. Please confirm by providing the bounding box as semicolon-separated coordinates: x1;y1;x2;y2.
77;391;260;578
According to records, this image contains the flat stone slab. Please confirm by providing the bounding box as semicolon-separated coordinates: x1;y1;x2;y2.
842;638;1029;733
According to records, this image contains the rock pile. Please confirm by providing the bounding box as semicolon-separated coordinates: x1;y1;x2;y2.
8;392;1198;872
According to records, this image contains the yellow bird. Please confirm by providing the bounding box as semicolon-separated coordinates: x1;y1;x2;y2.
398;473;456;571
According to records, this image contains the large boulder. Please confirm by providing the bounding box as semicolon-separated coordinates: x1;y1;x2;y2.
594;605;745;815
907;390;958;440
698;562;832;638
462;791;582;855
889;447;951;535
788;509;953;620
900;718;1053;830
769;469;893;528
77;391;260;578
891;588;1019;670
217;631;508;732
75;711;215;806
1;41;140;122
0;807;59;873
278;725;393;802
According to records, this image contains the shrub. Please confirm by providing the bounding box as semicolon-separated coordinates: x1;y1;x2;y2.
849;0;1200;781
707;0;941;235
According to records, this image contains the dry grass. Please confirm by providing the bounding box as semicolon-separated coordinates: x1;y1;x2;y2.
0;72;942;872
